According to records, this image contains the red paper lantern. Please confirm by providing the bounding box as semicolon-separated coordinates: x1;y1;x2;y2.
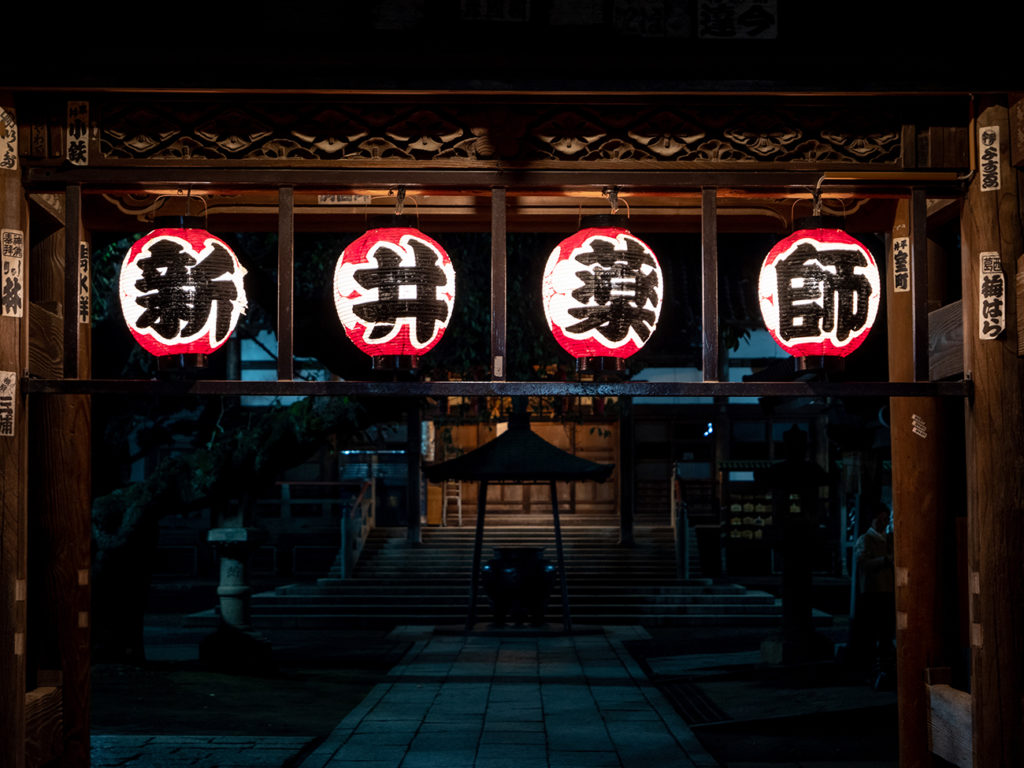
542;223;663;369
119;225;248;359
333;226;456;368
758;228;880;359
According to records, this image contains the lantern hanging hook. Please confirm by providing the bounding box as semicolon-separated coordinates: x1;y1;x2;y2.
812;175;825;217
182;188;209;226
151;190;208;226
391;186;407;216
604;186;620;215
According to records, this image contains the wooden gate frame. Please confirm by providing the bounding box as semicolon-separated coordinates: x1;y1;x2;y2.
4;88;1018;767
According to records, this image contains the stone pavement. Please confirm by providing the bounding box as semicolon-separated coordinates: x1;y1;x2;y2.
90;734;314;767
90;624;716;768
300;624;717;768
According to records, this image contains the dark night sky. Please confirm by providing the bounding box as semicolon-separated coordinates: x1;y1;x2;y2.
6;2;1020;93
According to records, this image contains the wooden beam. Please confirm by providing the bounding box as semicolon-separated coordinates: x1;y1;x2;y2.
618;396;635;547
0;91;30;768
910;188;929;381
406;405;421;545
466;480;487;632
490;187;507;379
23;377;971;399
701;187;719;381
27;221;63;307
1009;93;1024;168
27;173;92;766
927;681;972;768
887;197;961;768
62;185;80;379
24;686;62;768
929;300;963;380
277;186;294;381
23;165;967;196
28;304;62;380
31;396;91;767
961;95;1024;768
549;480;572;632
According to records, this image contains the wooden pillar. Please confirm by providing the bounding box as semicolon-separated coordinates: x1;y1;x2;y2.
406;404;422;544
701;186;719;382
466;480;488;632
32;395;91;767
0;92;29;768
961;95;1024;768
490;187;507;380
24;180;92;766
56;185;91;768
886;195;959;767
618;395;635;546
276;186;294;381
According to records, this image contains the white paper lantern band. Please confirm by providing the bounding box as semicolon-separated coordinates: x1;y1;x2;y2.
542;218;663;372
333;223;456;370
119;218;248;368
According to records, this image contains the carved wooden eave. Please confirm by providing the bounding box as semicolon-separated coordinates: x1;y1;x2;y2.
15;92;970;234
17;93;965;169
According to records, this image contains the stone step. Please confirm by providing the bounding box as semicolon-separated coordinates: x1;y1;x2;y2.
248;603;782;617
186;522;817;631
288;580;737;594
249;593;774;606
184;609;823;630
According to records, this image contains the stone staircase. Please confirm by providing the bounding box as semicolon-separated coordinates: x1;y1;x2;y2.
186;517;820;629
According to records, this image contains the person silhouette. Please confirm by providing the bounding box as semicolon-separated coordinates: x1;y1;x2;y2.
853;504;895;688
755;425;830;664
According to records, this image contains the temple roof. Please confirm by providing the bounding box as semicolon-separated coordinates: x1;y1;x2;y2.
423;412;614;484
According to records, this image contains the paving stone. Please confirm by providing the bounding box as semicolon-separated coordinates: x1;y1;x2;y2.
211;749;306;766
600;708;660;721
92;735;155;747
342;733;414;750
353;719;421;734
102;627;719;768
548;734;615;753
415;721;483;734
364;704;433;720
475;742;547;762
478;729;547;746
410;731;481;750
399;752;476;768
549;751;623;768
488;682;541;700
606;719;675;741
483;718;545;731
616;736;690;764
333;743;408;762
473;759;541;768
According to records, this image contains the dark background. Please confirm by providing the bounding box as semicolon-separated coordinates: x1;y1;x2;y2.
6;1;1020;93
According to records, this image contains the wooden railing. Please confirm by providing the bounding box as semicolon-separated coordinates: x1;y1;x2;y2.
338;480;375;579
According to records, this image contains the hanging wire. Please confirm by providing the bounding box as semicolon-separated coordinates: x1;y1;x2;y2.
102;193;164;221
790;176;860;227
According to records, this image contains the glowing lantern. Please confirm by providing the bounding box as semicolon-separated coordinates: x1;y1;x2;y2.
333;225;456;369
119;219;247;364
758;227;880;361
542;219;663;371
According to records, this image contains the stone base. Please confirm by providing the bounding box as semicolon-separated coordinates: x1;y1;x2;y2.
760;630;835;667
